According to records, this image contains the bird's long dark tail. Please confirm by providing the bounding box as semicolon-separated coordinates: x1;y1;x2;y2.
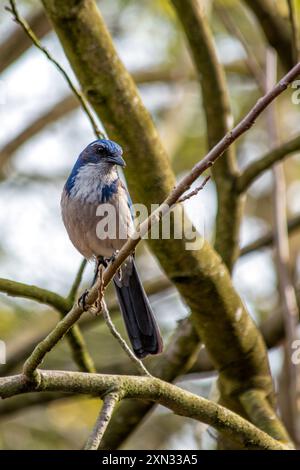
113;258;163;359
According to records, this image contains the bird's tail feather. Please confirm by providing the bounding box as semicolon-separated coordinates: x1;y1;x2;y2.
113;259;163;359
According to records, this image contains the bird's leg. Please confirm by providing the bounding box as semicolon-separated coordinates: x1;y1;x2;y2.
77;289;89;311
91;256;107;287
107;250;119;264
77;257;107;311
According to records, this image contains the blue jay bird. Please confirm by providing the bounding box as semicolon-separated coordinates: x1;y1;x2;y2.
61;139;163;359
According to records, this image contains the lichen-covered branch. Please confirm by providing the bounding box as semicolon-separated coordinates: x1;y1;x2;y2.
0;371;288;450
240;389;292;446
0;277;69;313
84;392;120;450
0;274;95;374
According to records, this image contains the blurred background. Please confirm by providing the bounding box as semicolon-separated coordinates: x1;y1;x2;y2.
0;0;300;449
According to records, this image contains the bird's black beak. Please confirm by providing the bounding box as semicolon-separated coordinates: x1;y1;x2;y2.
106;155;126;167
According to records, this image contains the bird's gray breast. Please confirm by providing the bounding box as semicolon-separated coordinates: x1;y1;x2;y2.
61;166;134;259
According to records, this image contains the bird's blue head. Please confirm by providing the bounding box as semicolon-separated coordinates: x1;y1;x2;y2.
80;139;125;167
65;139;125;195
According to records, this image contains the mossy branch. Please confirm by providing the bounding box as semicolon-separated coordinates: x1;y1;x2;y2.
0;370;288;450
84;392;120;450
0;277;69;312
0;272;95;374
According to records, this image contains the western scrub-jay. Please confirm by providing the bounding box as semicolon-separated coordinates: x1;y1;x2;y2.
61;139;163;358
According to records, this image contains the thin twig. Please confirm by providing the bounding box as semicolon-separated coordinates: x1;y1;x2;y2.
6;0;105;140
21;62;300;382
101;299;151;377
84;392;120;450
266;48;300;443
177;175;211;203
287;0;300;64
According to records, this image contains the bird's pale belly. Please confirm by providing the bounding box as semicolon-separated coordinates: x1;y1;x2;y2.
61;191;133;259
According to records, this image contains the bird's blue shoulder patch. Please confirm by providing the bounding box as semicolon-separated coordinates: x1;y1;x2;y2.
65;157;85;195
101;178;119;202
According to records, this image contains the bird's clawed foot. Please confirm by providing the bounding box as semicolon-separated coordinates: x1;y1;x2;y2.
108;250;119;264
77;289;90;311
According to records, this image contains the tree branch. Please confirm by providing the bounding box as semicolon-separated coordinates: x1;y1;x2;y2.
0;370;289;450
0;8;51;73
171;0;240;270
0;95;79;174
237;135;300;193
0;60;257;175
239;388;292;445
84;392;120;450
100;299;151;377
0;278;69;313
6;0;104;140
243;0;293;71
0;274;95;374
240;213;300;257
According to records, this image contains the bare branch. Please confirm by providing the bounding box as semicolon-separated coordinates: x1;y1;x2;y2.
240;213;300;256
237;134;300;193
0;370;289;450
177;175;210;203
84;392;120;450
0;9;51;73
6;0;104;140
0;95;78;174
